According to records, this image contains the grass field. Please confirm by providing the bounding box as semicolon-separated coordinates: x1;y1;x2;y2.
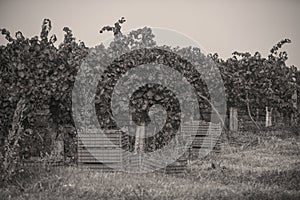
1;131;300;199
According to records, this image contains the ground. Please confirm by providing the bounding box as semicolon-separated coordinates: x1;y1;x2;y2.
1;130;300;199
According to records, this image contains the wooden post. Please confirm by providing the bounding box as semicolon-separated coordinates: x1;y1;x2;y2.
291;89;298;125
265;107;272;127
134;123;145;154
229;107;238;131
256;108;259;122
134;123;145;171
53;140;64;161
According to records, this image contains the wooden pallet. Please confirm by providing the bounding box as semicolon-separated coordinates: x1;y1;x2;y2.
125;154;188;174
78;130;128;171
181;121;222;159
77;121;221;173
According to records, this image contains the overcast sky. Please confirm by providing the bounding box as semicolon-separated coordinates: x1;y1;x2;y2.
0;0;299;67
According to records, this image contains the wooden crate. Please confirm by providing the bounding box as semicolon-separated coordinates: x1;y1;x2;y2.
78;130;129;171
164;155;188;174
77;121;221;173
125;153;188;174
181;121;222;159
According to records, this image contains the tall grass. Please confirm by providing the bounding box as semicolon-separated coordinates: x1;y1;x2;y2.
1;131;299;199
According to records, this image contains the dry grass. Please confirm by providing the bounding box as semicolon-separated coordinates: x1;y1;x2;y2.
1;131;300;199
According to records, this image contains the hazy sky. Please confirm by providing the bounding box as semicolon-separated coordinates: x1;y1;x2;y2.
0;0;299;67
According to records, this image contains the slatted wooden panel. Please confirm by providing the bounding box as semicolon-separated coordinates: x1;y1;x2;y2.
78;130;129;171
77;121;221;173
163;155;188;174
125;153;188;174
181;121;222;159
142;159;187;174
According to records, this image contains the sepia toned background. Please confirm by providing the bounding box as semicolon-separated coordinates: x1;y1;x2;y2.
0;0;299;68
